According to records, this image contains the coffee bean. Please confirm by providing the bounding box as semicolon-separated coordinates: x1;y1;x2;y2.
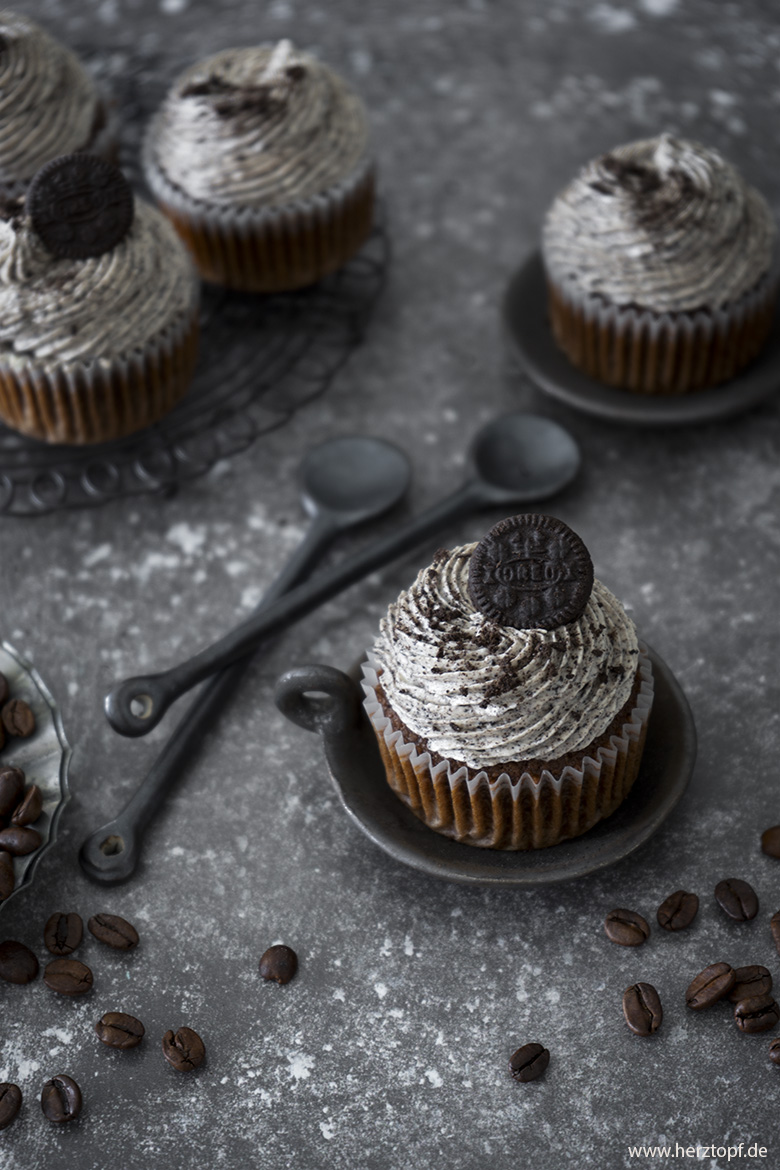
0;767;24;818
623;982;663;1036
259;944;298;985
40;1074;81;1123
686;962;735;1010
604;908;650;947
0;852;14;902
95;1012;145;1050
1;699;35;739
161;1027;205;1072
771;911;780;958
0;1083;21;1130
734;993;780;1034
43;958;93;996
11;784;42;826
44;913;83;957
761;826;780;859
88;913;138;951
729;965;773;1003
715;878;758;921
0;673;9;707
657;890;699;932
0;939;38;984
0;825;41;855
769;1037;780;1065
509;1042;550;1083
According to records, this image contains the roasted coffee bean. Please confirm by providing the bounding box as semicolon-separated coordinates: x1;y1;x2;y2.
509;1042;550;1082
623;982;663;1036
161;1027;205;1072
0;939;38;984
40;1074;81;1123
734;993;780;1034
43;958;93;996
1;699;35;739
715;878;758;921
761;826;780;859
771;911;780;958
657;890;699;932
604;908;650;947
0;852;14;902
769;1037;780;1065
0;1083;21;1130
88;913;138;951
0;673;8;707
44;913;83;957
0;767;24;818
686;962;735;1010
729;965;773;1003
259;944;298;984
95;1012;145;1050
11;784;42;826
0;825;41;855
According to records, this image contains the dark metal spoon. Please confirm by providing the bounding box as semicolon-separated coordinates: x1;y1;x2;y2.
105;412;580;740
79;435;411;883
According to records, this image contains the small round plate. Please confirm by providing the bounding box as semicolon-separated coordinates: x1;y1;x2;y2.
317;644;695;886
0;641;71;908
503;251;780;427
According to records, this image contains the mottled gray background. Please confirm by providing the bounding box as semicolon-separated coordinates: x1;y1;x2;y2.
2;0;780;1167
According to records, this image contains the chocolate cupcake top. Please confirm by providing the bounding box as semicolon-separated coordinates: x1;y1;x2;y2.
144;40;371;209
0;12;104;187
369;542;639;768
542;133;776;314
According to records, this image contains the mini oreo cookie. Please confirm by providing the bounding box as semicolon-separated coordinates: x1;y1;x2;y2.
27;153;134;260
468;514;594;630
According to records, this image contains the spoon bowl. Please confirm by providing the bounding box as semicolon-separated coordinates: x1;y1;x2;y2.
302;435;411;526
471;413;581;503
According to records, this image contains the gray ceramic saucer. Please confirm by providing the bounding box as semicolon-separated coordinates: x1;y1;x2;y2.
503;251;780;426
275;644;696;886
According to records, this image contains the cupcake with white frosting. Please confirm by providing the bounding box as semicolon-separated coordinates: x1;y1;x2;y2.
0;11;117;199
361;514;654;850
142;40;375;292
542;133;777;394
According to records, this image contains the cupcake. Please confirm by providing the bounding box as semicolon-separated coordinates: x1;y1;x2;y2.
361;514;654;850
542;133;777;394
0;154;199;445
142;39;375;293
0;11;117;199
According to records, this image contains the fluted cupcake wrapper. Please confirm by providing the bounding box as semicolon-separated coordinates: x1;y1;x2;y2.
0;308;199;445
361;647;654;851
547;272;777;395
142;145;376;293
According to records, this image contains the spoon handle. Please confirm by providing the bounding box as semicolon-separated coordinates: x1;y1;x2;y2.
105;480;482;738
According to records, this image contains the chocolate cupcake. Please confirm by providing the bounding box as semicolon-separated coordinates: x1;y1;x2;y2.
0;154;199;445
0;11;117;199
361;515;654;851
142;39;375;293
542;134;777;394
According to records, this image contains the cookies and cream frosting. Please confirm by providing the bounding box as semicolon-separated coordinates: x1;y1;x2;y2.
542;133;776;313
0;11;103;185
0;199;197;366
145;40;372;209
369;543;640;768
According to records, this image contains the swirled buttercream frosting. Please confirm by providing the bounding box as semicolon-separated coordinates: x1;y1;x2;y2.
145;40;371;208
369;544;640;768
0;12;104;185
542;133;776;313
0;199;197;366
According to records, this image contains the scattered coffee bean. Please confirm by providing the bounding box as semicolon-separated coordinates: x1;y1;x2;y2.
0;825;41;855
509;1042;549;1082
729;965;773;1003
604;908;650;947
0;767;24;818
161;1027;205;1072
0;1083;21;1130
714;878;758;921
771;911;780;958
761;826;780;859
95;1012;145;1050
40;1074;82;1123
1;699;35;739
0;852;14;902
88;913;138;951
259;944;298;984
11;784;42;826
734;993;780;1034
43;958;93;996
0;939;38;984
769;1037;780;1065
623;982;663;1036
686;962;735;1010
657;890;699;932
0;673;9;707
44;913;83;957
